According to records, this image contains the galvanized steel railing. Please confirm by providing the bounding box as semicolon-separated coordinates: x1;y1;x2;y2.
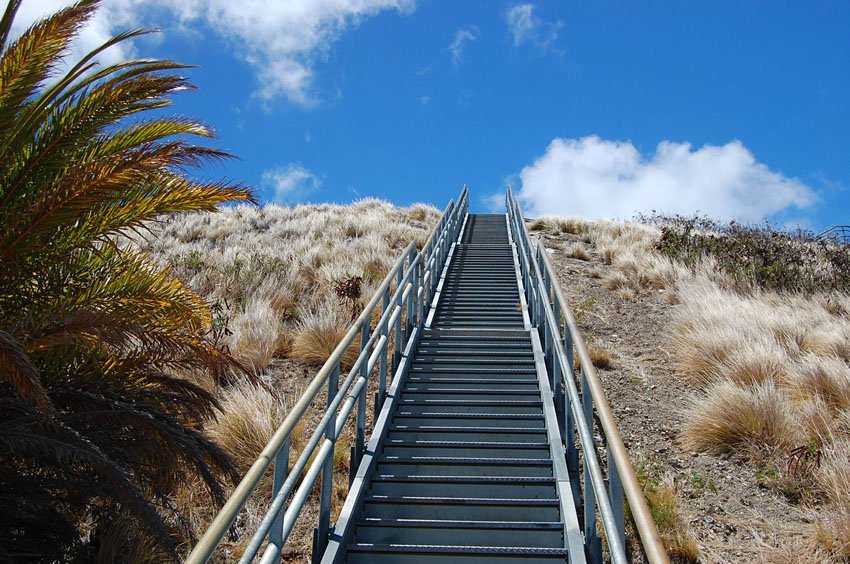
506;188;668;564
186;186;469;564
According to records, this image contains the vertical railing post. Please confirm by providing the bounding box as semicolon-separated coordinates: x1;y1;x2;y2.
608;446;626;554
582;369;602;562
268;438;291;558
393;267;403;372
313;363;339;563
351;322;369;480
376;288;390;416
406;248;416;338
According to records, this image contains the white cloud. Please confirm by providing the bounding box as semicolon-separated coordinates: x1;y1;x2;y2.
449;27;478;68
262;164;320;202
9;0;415;107
515;136;817;222
9;0;138;73
505;3;561;51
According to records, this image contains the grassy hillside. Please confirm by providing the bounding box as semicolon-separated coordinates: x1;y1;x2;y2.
127;199;439;559
530;216;850;561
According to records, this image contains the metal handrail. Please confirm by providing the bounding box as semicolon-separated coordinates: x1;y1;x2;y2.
186;186;469;563
506;188;668;564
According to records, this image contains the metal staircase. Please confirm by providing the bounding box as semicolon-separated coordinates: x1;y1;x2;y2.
326;214;575;562
187;187;668;564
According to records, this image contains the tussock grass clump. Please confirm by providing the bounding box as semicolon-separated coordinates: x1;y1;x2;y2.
529;216;589;235
588;345;613;369
229;297;291;370
813;441;850;558
564;242;591;261
680;380;797;455
207;381;288;472
291;306;360;369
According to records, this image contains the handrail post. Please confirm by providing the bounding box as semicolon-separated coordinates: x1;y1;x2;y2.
582;368;602;563
393;268;403;373
406;248;416;338
377;288;390;415
313;363;339;563
352;323;369;480
267;438;291;559
608;445;626;554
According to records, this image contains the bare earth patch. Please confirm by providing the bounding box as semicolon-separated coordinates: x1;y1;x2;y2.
534;230;819;562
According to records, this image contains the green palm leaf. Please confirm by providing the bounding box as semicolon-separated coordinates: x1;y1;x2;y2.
0;0;257;559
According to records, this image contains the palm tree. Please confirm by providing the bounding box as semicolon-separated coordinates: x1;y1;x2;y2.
0;0;255;560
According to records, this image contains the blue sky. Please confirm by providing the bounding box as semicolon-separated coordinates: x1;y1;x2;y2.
15;1;850;229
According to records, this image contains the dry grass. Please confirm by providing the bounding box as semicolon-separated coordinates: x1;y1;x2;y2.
588;344;613;370
536;210;850;559
291;307;361;369
813;441;850;558
529;216;589;235
133;198;439;373
206;381;289;472
120;199;440;560
564;242;591;261
635;461;700;562
679;380;797;456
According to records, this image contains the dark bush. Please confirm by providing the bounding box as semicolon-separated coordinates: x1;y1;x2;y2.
637;214;850;293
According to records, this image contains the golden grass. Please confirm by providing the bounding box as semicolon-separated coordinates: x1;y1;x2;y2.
291;307;360;369
813;441;850;558
588;345;613;369
679;380;797;456
206;381;288;472
635;463;700;562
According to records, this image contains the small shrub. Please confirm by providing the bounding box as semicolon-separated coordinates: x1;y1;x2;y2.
572;296;596;323
647;213;850;293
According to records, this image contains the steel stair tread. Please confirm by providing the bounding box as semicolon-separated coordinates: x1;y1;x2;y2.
356;518;563;529
378;456;551;465
371;475;555;484
345;543;570;556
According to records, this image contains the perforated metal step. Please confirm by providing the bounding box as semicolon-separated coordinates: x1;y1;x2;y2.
327;214;571;562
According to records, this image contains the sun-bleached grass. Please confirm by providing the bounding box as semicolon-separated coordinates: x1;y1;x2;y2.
120;199;439;560
291;306;360;369
529;216;589;235
207;381;288;472
536;212;850;558
132;198;439;374
679;380;798;456
564;242;591;261
813;441;850;558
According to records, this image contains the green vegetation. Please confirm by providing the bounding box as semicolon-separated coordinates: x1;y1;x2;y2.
645;214;850;293
634;459;700;562
0;0;253;560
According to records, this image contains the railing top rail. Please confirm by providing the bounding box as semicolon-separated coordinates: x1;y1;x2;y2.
186;186;468;563
506;187;668;564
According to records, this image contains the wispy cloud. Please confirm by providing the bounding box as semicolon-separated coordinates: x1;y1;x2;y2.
505;3;561;51
514;136;817;222
262;164;321;202
449;27;479;68
11;0;416;107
